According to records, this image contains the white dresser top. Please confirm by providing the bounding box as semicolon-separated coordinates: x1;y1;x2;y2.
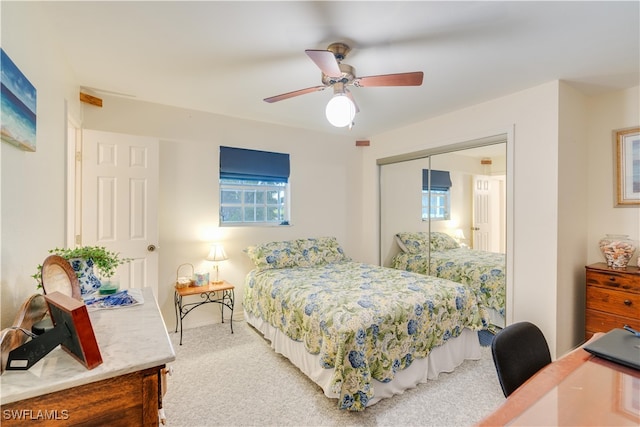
0;287;175;405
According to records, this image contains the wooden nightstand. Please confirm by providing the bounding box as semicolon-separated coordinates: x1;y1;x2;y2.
174;281;234;345
585;263;640;340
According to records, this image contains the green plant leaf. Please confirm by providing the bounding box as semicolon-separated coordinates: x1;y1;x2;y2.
33;246;132;288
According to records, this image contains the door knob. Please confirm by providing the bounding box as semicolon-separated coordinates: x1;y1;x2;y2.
147;244;157;252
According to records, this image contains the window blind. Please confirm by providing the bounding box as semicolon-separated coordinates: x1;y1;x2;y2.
422;169;452;191
220;146;290;183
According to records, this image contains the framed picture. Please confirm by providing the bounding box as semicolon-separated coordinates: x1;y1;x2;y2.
614;127;640;206
616;373;640;423
0;48;37;152
6;291;102;370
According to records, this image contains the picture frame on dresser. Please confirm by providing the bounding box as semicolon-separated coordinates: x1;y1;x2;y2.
5;291;102;371
614;126;640;206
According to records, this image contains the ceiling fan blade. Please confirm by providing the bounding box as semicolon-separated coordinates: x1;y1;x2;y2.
345;88;360;113
355;71;424;87
305;49;342;78
263;86;327;103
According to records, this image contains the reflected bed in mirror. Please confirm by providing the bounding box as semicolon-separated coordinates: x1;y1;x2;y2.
393;231;505;327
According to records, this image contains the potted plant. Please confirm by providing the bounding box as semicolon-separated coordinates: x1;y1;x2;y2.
33;246;131;295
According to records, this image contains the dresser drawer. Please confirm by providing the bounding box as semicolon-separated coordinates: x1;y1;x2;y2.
585;264;640;339
586;285;640;319
586;269;640;292
585;308;640;336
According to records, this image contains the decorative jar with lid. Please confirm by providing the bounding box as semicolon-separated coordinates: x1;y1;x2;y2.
598;234;637;269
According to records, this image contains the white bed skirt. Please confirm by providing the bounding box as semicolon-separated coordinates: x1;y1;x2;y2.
244;310;482;407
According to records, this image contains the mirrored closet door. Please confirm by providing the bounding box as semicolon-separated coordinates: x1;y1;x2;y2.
378;137;508;328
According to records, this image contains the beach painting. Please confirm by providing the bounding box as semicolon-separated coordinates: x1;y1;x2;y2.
1;48;37;151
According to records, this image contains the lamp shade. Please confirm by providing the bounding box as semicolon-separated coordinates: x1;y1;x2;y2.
325;94;356;127
206;244;228;262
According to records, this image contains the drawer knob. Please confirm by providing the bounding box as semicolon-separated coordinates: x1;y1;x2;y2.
608;276;617;282
624;299;632;306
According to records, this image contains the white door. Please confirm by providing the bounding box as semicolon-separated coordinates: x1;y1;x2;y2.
81;129;159;295
472;174;506;252
472;175;492;251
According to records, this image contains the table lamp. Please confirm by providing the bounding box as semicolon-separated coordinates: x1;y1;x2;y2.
206;244;228;284
454;229;468;247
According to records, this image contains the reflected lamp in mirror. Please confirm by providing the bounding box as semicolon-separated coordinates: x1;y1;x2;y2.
454;229;468;248
206;244;228;284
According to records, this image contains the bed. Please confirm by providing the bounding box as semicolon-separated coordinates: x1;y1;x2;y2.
391;232;506;328
243;237;489;411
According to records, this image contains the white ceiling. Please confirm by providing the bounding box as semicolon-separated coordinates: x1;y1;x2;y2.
36;1;639;138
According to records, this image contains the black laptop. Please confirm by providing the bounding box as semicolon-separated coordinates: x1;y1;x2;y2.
583;328;640;370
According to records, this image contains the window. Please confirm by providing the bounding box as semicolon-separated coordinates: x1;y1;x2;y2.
422;189;450;221
219;146;290;226
220;180;288;224
422;169;451;221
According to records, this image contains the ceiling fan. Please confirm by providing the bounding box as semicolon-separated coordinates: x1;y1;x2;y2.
263;43;424;128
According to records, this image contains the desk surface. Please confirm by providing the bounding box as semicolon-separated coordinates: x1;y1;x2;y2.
175;280;234;297
477;344;640;426
0;288;175;405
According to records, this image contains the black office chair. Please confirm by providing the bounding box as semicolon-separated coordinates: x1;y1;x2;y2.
491;321;552;397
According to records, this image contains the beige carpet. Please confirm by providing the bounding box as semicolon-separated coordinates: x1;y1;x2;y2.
163;321;505;426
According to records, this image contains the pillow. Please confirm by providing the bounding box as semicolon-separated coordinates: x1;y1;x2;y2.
244;240;300;271
429;232;460;251
296;237;350;267
395;232;430;254
395;231;459;253
245;237;350;270
395;235;410;253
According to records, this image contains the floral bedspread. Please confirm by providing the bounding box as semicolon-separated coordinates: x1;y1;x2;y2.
243;261;488;411
392;248;505;316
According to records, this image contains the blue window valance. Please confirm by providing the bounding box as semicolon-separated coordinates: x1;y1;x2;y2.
220;146;290;183
422;169;452;191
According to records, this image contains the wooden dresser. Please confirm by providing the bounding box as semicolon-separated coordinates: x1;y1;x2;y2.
585;263;640;340
1;288;175;426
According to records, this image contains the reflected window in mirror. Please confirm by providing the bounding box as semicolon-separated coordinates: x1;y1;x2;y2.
422;169;452;221
422;189;450;221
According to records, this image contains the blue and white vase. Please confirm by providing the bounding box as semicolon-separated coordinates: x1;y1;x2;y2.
69;258;102;297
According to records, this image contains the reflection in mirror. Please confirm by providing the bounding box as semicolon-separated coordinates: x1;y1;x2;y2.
379;139;507;329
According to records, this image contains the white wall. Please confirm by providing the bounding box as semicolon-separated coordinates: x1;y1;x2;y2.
556;83;589;352
81;96;359;327
586;89;640;263
1;2;82;327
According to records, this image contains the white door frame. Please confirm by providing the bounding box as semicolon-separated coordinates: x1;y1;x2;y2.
66;111;81;248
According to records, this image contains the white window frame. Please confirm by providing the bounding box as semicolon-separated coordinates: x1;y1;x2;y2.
220;179;290;226
422;189;450;221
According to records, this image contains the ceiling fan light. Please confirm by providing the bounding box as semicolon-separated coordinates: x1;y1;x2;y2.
325;94;355;127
